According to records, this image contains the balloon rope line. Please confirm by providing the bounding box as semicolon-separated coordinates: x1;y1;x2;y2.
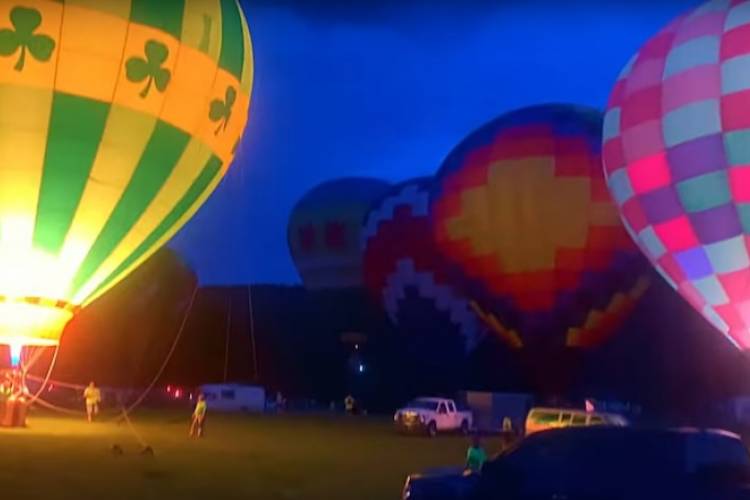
117;403;147;448
248;284;259;382
24;344;61;406
110;283;198;421
32;395;85;416
25;374;83;391
21;346;47;374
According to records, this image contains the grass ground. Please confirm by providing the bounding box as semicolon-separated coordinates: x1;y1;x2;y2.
0;410;497;500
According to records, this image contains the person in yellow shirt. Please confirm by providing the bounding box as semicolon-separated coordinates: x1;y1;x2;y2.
83;381;101;423
190;393;207;438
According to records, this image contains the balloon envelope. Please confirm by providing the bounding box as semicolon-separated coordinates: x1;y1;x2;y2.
431;104;648;349
362;177;483;352
602;0;750;349
288;177;391;290
0;0;253;348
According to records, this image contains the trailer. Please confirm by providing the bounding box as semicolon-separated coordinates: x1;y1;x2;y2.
463;391;534;433
199;384;266;413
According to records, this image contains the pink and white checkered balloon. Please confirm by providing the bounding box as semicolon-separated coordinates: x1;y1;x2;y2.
603;0;750;349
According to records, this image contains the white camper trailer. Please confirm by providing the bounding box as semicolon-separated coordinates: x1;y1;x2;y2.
199;384;266;413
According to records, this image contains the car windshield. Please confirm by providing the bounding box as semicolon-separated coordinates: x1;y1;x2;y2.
406;400;440;411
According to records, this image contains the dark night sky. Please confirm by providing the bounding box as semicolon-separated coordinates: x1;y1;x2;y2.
169;0;700;286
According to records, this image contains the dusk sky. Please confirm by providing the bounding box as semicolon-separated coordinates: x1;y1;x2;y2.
169;0;699;286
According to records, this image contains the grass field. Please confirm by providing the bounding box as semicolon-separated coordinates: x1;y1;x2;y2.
0;410;493;500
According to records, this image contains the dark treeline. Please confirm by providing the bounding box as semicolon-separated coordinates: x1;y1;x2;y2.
7;250;750;416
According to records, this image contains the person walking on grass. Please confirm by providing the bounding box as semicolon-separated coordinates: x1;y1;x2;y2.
83;381;101;423
190;393;207;438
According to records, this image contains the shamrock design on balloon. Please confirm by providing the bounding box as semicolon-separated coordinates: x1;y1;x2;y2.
126;40;171;98
0;6;55;71
209;86;237;135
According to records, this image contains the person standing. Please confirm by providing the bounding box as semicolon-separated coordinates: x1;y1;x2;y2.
190;393;207;438
465;434;488;473
501;416;515;449
502;416;513;433
83;381;101;423
275;391;285;413
344;394;355;415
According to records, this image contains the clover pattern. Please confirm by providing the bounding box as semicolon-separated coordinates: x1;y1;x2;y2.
209;86;236;135
0;6;55;71
126;40;171;98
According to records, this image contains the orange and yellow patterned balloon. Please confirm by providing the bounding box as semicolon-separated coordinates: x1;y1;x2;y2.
431;104;649;349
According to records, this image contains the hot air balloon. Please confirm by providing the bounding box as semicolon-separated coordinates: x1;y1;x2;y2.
362;177;483;354
0;1;253;362
431;104;649;352
602;0;750;350
22;248;198;385
288;177;391;290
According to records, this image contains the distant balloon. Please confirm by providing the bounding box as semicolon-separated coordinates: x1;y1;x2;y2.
603;0;750;350
362;178;483;353
431;104;649;349
288;177;391;290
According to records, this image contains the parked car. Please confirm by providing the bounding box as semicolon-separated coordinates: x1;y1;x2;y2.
402;426;750;500
394;398;473;437
524;406;628;435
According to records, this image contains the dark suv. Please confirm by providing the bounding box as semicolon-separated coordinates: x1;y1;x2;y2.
403;426;750;500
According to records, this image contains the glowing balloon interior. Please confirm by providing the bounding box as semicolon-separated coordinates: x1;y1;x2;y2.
603;0;750;349
431;104;649;349
0;0;253;349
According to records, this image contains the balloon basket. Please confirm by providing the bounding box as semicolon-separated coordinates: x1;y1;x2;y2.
0;397;27;428
0;368;29;428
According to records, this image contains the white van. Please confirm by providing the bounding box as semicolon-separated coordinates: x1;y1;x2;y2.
525;407;628;435
199;384;266;413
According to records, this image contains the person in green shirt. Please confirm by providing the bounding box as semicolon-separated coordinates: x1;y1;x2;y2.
466;434;488;473
190;393;207;438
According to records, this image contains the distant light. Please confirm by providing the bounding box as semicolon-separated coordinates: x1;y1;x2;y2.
174;389;182;399
166;385;172;393
355;344;359;350
358;364;365;373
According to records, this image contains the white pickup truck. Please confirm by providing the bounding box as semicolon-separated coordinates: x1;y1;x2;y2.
394;397;473;437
